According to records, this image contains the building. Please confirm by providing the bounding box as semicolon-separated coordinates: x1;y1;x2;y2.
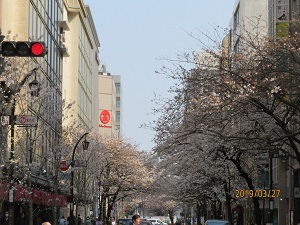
230;0;300;224
231;0;268;53
0;0;65;223
0;0;101;223
98;70;121;138
114;75;122;133
62;1;100;132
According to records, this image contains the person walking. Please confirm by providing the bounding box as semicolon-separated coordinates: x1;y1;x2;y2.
58;216;67;225
111;218;116;225
77;214;82;225
132;215;141;225
0;211;9;225
86;217;92;225
16;212;28;225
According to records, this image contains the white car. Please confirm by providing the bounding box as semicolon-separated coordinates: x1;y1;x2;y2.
148;219;164;225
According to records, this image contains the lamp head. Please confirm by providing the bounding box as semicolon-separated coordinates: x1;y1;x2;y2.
82;136;89;150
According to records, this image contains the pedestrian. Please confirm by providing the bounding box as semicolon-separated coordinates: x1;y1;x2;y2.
132;215;141;225
35;216;42;225
111;217;116;225
86;216;91;225
16;212;28;225
58;216;67;225
67;216;75;225
0;211;9;225
78;214;82;225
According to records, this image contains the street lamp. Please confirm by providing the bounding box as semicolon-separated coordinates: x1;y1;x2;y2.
69;132;89;225
6;67;41;225
29;70;40;97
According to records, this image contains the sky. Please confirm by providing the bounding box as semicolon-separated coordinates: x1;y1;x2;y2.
84;0;237;151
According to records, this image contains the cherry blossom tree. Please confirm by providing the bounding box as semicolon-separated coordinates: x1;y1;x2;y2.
151;19;300;225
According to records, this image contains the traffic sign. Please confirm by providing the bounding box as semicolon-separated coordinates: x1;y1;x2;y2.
15;116;37;125
1;116;9;125
59;160;69;172
66;160;87;168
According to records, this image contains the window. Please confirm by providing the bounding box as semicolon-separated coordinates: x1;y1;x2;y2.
116;111;121;123
115;83;121;94
234;5;240;30
116;97;120;108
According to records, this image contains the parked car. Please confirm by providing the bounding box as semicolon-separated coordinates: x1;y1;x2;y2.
148;219;163;225
204;220;230;225
141;218;154;225
118;218;132;225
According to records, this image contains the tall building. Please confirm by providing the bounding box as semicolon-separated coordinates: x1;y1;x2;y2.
231;0;268;52
230;1;300;224
98;71;121;138
0;0;65;222
114;75;122;133
0;0;101;222
62;1;100;132
0;0;64;159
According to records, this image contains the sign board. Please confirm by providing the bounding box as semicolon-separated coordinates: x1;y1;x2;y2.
59;160;69;172
99;110;112;128
100;110;110;124
15;116;37;125
294;187;300;198
66;160;87;168
275;0;289;39
1;116;10;125
74;160;87;168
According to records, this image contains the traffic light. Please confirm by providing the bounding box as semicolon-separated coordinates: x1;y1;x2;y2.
0;41;48;57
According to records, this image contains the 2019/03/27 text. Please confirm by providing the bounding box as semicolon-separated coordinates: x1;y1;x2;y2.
235;189;280;198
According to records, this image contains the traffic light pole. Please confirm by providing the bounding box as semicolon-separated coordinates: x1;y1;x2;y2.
8;98;16;225
69;132;89;225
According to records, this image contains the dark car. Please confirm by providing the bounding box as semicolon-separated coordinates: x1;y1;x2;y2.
118;218;132;225
204;220;230;225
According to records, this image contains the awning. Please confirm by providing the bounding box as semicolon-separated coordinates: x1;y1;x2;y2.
0;182;67;207
14;184;30;202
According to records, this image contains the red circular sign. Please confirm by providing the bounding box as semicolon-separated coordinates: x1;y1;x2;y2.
100;110;110;124
59;160;68;172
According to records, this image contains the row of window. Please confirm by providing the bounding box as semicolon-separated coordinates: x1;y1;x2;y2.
28;0;63;167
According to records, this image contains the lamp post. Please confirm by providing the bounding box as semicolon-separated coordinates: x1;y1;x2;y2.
69;132;89;225
7;68;40;225
269;149;279;225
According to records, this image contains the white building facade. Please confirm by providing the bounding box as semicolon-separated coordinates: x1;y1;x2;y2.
62;1;100;132
98;72;121;138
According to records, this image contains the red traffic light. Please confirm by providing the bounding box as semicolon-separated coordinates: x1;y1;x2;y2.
31;42;46;56
0;41;47;57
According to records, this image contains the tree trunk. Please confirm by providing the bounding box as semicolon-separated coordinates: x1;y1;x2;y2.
224;182;233;224
169;209;174;224
29;172;33;225
196;202;201;225
233;159;262;225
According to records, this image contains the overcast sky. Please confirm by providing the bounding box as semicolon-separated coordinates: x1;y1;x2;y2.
84;0;236;151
